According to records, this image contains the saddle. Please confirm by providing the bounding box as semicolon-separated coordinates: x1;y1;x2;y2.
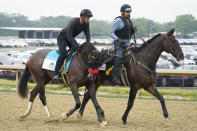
56;49;73;62
58;49;75;86
101;49;132;87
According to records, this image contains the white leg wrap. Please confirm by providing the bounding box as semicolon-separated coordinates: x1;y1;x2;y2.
44;105;51;118
23;102;33;117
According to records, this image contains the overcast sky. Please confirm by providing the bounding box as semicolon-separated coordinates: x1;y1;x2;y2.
0;0;196;23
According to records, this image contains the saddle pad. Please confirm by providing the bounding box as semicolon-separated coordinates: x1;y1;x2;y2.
65;53;75;72
42;50;59;71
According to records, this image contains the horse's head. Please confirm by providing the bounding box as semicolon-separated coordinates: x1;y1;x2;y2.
162;28;184;61
88;50;102;70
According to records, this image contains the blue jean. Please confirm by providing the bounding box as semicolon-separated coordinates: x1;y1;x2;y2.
111;40;130;79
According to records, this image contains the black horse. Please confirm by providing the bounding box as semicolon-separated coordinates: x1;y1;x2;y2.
77;28;184;125
17;42;107;126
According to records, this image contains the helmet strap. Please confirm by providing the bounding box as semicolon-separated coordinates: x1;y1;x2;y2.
80;16;85;24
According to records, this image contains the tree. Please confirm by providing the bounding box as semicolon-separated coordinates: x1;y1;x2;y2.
175;14;197;37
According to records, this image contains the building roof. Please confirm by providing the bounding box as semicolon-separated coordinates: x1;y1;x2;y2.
0;27;61;31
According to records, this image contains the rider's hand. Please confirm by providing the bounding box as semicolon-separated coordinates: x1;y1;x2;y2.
116;38;125;47
75;48;80;55
133;26;137;32
117;38;124;44
122;44;127;49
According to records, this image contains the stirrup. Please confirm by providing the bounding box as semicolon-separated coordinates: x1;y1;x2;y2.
111;77;121;85
53;74;61;80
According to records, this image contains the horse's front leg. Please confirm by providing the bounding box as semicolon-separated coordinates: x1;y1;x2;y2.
78;90;105;121
61;84;81;120
145;85;168;119
87;83;107;127
122;85;138;125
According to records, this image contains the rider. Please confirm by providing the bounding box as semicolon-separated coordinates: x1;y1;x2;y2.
109;4;136;84
53;9;93;79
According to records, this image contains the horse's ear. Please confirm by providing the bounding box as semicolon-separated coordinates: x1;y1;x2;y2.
167;28;175;36
101;48;104;54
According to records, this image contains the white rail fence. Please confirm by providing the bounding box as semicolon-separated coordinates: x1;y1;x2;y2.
1;65;197;88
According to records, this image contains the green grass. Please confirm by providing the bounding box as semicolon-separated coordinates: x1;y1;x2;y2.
1;79;197;100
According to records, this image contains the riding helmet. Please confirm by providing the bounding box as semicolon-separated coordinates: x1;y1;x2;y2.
120;4;132;12
80;9;93;17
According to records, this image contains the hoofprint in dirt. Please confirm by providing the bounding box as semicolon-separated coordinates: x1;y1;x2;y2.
0;92;197;131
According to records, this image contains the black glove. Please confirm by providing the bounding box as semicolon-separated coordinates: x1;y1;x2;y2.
133;26;137;32
122;44;127;49
117;38;123;43
116;38;125;46
72;47;80;52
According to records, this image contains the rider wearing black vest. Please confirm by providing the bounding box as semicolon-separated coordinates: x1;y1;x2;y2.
115;16;135;40
109;4;136;84
53;9;93;79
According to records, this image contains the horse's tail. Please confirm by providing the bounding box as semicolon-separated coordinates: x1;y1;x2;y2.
17;65;31;98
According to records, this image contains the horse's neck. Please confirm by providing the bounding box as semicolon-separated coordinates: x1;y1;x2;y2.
80;51;89;63
138;35;165;70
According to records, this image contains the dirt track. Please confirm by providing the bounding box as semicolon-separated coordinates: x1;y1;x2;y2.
0;92;197;131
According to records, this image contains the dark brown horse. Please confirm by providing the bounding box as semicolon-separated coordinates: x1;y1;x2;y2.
17;42;107;126
77;28;184;125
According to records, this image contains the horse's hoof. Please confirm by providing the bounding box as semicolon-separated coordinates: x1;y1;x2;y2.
123;121;127;125
100;121;108;127
166;118;169;121
61;113;68;120
77;113;82;121
103;117;106;121
19;116;25;121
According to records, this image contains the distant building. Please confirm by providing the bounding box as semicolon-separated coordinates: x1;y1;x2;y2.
0;27;61;39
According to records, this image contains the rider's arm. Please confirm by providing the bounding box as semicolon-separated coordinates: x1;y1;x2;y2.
67;21;80;50
83;24;91;43
109;18;123;41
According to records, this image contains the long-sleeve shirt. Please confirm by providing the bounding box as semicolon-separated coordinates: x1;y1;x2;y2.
109;18;130;44
60;17;90;49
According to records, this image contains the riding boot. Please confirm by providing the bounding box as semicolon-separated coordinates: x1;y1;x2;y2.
53;53;66;80
110;57;122;85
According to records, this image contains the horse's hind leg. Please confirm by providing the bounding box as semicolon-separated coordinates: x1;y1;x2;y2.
39;87;51;118
20;85;40;119
145;85;168;119
38;77;51;118
61;84;81;120
122;86;138;125
20;77;51;119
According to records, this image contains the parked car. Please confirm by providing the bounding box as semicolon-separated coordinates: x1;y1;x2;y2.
156;62;197;87
0;70;16;80
176;65;197;70
9;53;31;64
156;63;197;87
0;53;13;65
156;62;173;87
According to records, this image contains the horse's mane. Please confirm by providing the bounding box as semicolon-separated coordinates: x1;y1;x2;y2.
78;42;96;53
132;33;161;53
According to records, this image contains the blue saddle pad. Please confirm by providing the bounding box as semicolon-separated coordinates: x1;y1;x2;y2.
65;53;75;72
45;50;59;60
43;50;75;72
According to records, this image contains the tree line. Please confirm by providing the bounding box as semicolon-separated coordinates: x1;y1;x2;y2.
0;12;197;38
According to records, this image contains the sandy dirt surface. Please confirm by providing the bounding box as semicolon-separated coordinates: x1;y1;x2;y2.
0;92;197;131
